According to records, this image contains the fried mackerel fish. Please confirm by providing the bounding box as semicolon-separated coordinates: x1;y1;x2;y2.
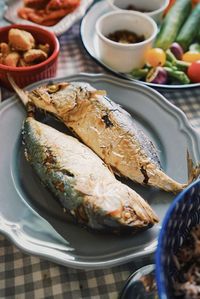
23;117;158;233
25;81;193;193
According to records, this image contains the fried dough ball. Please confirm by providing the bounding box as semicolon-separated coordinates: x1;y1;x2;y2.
0;29;50;67
24;49;47;63
0;43;10;56
0;53;4;64
4;52;20;67
9;29;35;51
18;58;31;67
38;43;50;54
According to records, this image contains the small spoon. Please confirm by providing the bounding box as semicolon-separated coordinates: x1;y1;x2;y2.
119;264;158;299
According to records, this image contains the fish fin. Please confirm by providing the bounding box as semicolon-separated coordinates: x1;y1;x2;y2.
110;165;123;177
106;164;115;175
91;90;107;97
7;74;29;106
187;150;200;184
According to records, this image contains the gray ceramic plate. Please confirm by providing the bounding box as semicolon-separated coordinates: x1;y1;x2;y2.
81;0;200;89
0;73;200;269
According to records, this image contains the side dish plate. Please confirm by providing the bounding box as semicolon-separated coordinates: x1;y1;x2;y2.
0;73;200;269
4;0;93;36
80;0;200;89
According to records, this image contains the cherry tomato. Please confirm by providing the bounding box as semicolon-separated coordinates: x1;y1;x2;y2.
187;61;200;83
145;48;166;67
182;51;200;63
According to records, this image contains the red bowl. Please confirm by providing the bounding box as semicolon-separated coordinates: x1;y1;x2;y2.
0;24;60;89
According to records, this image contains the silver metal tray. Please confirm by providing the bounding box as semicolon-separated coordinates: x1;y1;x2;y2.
81;0;200;89
4;0;93;36
0;73;200;269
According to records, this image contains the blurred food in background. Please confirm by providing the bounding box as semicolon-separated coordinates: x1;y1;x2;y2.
18;0;81;26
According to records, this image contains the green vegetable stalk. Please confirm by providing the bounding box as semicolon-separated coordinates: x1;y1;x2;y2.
164;61;173;68
175;61;191;72
189;43;200;52
176;3;200;51
130;68;149;80
154;0;192;50
164;67;190;84
166;49;191;71
197;31;200;43
166;49;177;63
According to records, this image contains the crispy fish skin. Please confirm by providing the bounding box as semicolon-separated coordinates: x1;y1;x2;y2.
27;82;186;193
23;117;158;233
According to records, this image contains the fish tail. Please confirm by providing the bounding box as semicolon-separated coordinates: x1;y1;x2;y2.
7;75;36;117
149;151;200;193
7;74;29;106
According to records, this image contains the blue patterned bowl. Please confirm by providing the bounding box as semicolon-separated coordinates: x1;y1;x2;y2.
155;179;200;299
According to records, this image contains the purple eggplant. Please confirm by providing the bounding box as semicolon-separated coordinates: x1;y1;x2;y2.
170;43;184;60
146;67;168;84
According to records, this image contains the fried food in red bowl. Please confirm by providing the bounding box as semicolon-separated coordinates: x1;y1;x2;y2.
0;24;59;89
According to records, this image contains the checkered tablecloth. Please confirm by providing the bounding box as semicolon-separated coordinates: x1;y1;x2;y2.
1;1;200;298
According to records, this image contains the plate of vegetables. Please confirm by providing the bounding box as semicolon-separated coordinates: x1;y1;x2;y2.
81;0;200;88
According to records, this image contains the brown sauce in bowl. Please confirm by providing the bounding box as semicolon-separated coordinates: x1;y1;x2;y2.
106;30;145;44
126;5;153;13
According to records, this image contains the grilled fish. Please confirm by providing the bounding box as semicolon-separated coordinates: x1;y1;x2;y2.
23;117;158;233
9;76;193;193
21;81;191;193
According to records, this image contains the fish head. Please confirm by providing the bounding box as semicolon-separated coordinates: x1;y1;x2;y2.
27;82;106;116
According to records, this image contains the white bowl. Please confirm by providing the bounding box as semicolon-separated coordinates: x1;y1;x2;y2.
108;0;169;24
95;11;157;73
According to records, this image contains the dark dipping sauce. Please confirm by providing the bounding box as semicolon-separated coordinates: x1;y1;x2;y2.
106;30;145;44
173;224;200;298
125;5;153;13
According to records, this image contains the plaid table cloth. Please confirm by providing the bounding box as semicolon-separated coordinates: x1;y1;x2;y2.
0;2;200;298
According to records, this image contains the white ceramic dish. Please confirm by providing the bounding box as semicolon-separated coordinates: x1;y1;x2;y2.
0;73;200;269
4;0;93;36
81;0;200;89
107;0;169;24
95;10;157;73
